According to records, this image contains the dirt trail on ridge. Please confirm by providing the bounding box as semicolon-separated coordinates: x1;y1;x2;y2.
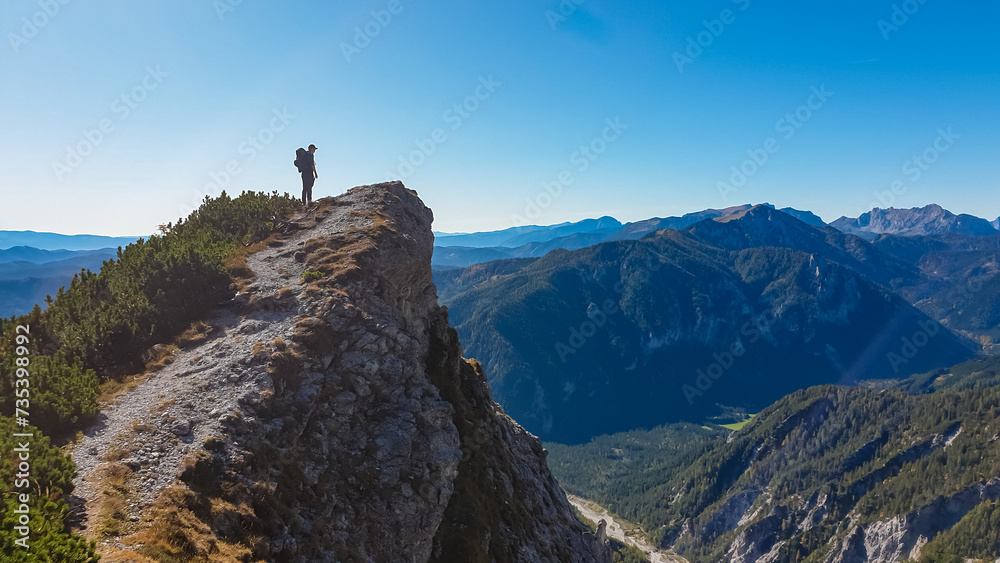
68;195;369;541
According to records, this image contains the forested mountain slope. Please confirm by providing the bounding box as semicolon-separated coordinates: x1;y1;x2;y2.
871;233;1000;348
549;355;1000;562
442;208;973;443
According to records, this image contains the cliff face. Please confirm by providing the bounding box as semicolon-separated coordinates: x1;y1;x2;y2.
821;478;1000;563
72;182;608;562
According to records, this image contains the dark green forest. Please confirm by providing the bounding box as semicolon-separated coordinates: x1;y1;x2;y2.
0;190;297;560
547;423;724;527
548;355;1000;562
610;539;651;563
441;206;976;444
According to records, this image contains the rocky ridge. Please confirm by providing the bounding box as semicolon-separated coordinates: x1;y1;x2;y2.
71;182;609;562
831;204;998;240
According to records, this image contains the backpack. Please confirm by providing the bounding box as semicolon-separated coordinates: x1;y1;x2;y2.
294;148;307;173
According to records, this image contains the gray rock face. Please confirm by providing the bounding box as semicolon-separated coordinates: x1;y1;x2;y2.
427;311;613;562
665;398;995;563
823;479;1000;563
241;182;607;561
831;204;997;239
72;182;609;562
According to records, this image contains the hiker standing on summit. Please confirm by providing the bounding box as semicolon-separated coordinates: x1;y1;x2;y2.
295;144;318;206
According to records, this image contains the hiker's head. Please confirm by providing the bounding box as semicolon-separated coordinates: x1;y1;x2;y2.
308;144;317;153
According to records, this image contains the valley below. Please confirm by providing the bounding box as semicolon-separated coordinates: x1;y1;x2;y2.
569;494;689;563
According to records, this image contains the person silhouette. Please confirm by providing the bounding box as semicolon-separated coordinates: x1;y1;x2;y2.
298;144;318;206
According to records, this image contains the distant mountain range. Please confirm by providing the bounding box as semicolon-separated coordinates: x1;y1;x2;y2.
0;247;117;274
0;230;139;251
434;204;997;268
437;206;975;443
434;216;624;248
831;204;998;240
5;203;997;322
0;231;139;318
871;233;1000;345
0;246;117;318
605;204;826;241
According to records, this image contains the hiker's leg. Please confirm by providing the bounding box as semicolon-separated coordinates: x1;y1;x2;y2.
302;174;315;206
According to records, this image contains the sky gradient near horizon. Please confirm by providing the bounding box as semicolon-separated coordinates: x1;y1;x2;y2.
1;1;998;237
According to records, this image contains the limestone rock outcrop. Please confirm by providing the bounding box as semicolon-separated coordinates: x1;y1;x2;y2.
73;182;608;562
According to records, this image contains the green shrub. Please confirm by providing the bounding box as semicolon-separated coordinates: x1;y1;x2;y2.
0;190;297;440
0;417;99;561
301;270;325;283
609;539;650;563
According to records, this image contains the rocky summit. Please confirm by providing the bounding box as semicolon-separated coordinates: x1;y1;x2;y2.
831;204;998;240
71;182;610;562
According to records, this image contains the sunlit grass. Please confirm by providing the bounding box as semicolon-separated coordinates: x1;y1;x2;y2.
720;413;757;431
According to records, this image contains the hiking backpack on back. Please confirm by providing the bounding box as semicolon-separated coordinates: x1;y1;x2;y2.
294;148;307;173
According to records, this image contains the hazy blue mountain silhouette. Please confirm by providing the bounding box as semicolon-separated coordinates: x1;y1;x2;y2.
0;246;116;265
0;230;139;251
0;246;118;317
433;217;622;248
433;204;826;268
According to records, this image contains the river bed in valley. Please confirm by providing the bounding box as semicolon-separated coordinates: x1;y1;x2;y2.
567;494;688;563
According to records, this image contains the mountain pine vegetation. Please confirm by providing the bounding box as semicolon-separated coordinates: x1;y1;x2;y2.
0;190;297;560
0;417;100;562
610;539;651;563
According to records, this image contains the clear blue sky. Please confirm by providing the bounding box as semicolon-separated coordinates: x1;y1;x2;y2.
1;1;998;236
